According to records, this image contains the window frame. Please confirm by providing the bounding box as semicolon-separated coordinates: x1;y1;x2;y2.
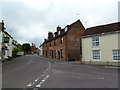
50;42;51;47
92;36;99;47
92;50;100;61
54;40;56;46
61;49;64;58
60;37;64;44
54;50;56;58
112;50;120;61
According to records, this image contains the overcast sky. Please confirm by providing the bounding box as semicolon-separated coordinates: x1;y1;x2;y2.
0;0;119;47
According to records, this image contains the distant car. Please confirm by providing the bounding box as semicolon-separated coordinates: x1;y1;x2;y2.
31;52;33;55
17;51;24;56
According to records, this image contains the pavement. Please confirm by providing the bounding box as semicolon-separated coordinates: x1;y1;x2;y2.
67;61;120;70
2;55;119;89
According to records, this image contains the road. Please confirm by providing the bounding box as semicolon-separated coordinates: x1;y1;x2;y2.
2;55;119;89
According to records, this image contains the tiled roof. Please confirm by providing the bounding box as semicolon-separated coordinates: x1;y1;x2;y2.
4;31;13;39
40;19;85;46
83;22;120;36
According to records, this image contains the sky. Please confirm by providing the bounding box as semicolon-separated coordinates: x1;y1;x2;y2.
0;0;119;47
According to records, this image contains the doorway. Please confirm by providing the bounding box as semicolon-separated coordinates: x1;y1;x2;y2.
58;50;60;59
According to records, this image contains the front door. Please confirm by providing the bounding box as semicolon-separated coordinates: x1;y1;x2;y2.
52;50;53;58
58;50;60;59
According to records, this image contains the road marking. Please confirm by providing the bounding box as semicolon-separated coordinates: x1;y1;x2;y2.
27;59;32;64
36;84;41;87
27;82;35;87
26;61;51;87
35;78;39;82
43;61;51;74
36;75;50;88
27;83;32;87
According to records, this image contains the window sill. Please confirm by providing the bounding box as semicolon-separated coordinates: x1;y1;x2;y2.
93;60;100;61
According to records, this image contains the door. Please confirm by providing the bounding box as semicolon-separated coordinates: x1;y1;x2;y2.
58;50;60;59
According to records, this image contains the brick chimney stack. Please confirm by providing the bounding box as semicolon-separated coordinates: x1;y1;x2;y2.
44;39;47;42
57;26;61;32
48;32;53;40
54;32;58;37
2;20;4;31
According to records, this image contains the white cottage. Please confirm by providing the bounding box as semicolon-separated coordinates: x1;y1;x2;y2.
0;20;14;61
0;23;2;60
82;22;120;66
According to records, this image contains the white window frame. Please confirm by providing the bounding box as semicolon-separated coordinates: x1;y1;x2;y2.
92;36;99;47
60;37;64;44
65;27;67;32
58;31;60;35
112;50;120;61
92;50;100;61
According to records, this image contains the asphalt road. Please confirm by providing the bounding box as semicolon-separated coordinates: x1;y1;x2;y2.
2;55;119;89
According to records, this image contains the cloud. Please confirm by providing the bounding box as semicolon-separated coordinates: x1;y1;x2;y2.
1;0;119;47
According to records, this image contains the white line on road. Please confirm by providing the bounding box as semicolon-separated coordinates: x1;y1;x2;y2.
35;78;39;82
27;81;35;87
43;61;51;74
27;59;32;64
26;61;51;87
36;75;50;88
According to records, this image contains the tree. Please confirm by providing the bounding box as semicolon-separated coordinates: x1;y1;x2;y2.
12;44;22;57
22;43;31;53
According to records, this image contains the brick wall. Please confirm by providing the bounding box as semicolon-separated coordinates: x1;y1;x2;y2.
42;20;85;61
67;20;85;61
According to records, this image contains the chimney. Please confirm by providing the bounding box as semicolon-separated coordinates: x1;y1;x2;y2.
57;26;61;35
54;32;58;37
2;20;5;31
44;39;47;42
60;29;65;34
57;26;61;32
48;32;53;40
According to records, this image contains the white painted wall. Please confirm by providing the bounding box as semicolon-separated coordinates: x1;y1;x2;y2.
39;46;43;56
82;33;120;62
0;30;2;60
3;32;13;59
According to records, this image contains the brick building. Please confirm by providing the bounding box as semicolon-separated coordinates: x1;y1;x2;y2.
41;20;85;61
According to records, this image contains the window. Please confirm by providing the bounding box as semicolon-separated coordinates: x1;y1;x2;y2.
92;36;99;47
113;50;120;61
50;50;51;56
54;50;56;58
93;50;100;60
50;42;51;47
58;31;60;35
4;37;9;43
60;37;63;44
61;49;63;58
46;50;47;56
65;27;67;32
54;40;56;46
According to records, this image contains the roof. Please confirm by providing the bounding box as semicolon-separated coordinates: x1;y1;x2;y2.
4;31;13;39
40;19;85;46
0;21;13;39
40;32;67;47
83;22;120;36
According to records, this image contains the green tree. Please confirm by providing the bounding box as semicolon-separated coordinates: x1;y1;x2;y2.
22;43;31;53
12;44;22;57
